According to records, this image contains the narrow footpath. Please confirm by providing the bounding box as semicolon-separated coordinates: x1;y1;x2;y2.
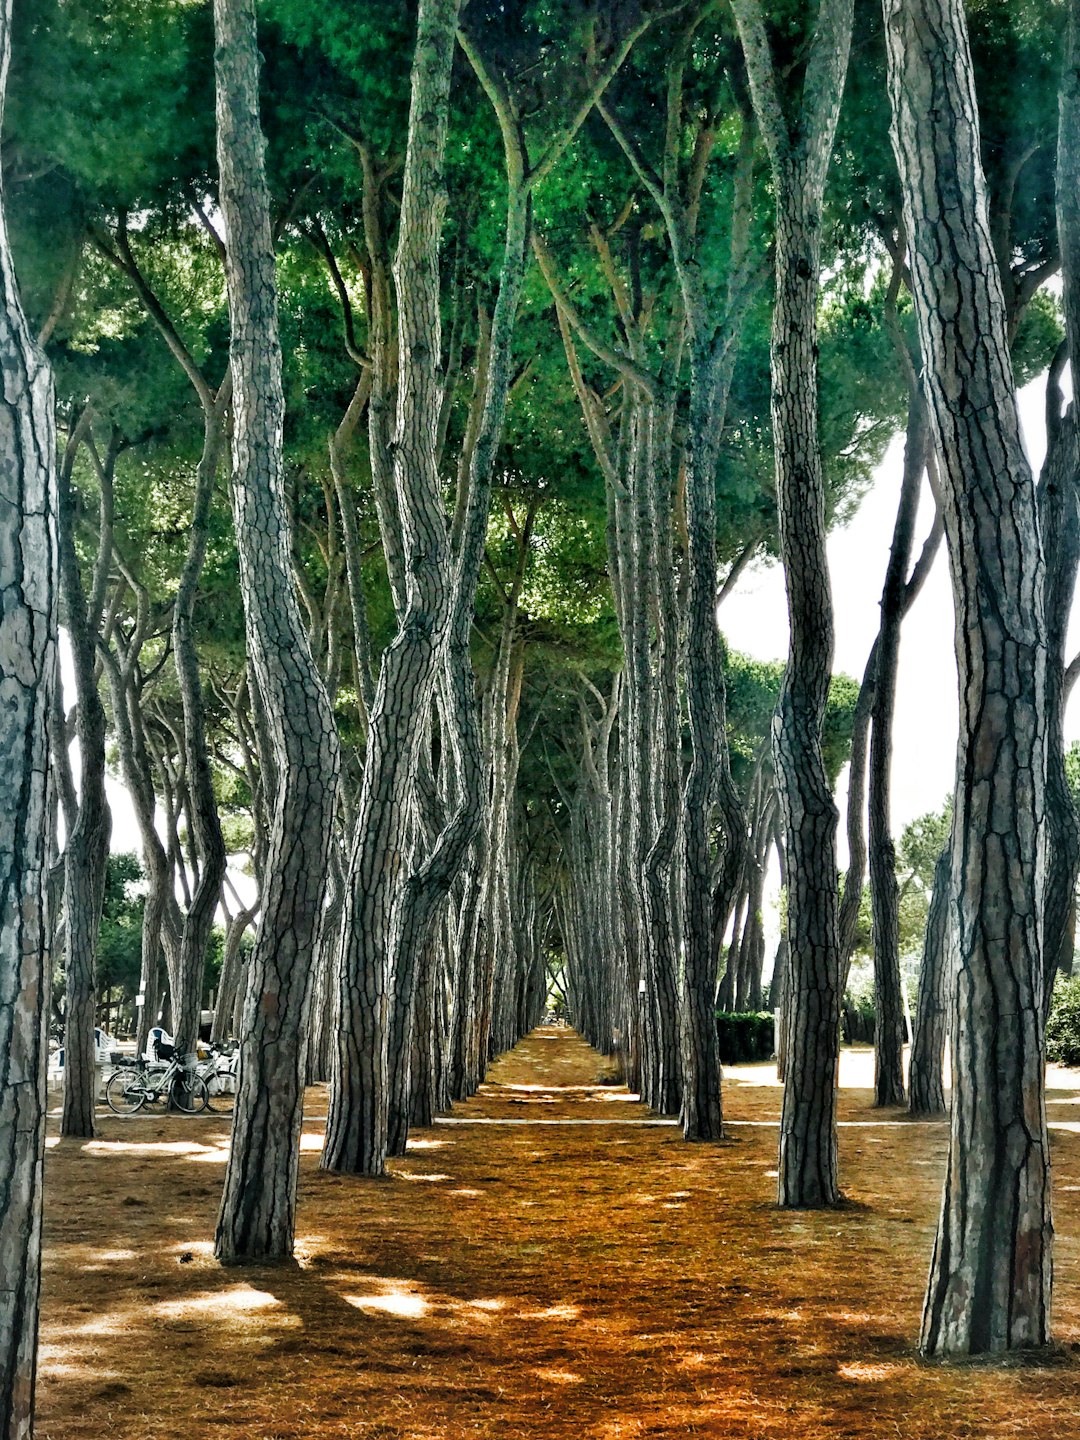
38;1027;1080;1440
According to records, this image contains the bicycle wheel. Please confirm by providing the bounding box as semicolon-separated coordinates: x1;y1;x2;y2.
204;1068;236;1116
105;1069;147;1115
171;1072;210;1114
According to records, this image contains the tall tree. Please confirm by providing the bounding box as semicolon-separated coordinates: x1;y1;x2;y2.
885;0;1051;1356
56;416;112;1137
731;0;854;1207
323;0;463;1177
0;0;58;1429
596;5;760;1140
212;0;341;1262
1041;0;1080;1014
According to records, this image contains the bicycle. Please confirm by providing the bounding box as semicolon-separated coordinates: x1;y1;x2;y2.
104;1053;210;1115
196;1043;238;1115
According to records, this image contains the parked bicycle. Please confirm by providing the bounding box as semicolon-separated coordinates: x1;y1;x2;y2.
105;1053;210;1115
197;1043;238;1115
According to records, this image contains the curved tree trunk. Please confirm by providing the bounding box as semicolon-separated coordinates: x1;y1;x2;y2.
212;0;341;1262
868;391;930;1108
885;0;1051;1356
0;0;59;1415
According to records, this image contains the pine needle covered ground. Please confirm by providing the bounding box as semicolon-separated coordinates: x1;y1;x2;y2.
38;1028;1080;1438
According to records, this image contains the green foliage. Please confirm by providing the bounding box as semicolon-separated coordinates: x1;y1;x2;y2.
1047;974;1080;1069
1064;743;1080;811
97;852;145;999
841;959;877;1045
724;649;860;793
715;1011;774;1065
898;800;952;891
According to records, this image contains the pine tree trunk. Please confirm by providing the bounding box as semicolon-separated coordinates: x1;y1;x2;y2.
885;0;1051;1355
732;0;853;1209
170;406;228;1065
1042;0;1080;1013
56;440;111;1139
102;657;180;1056
868;393;930;1108
323;0;461;1178
212;0;341;1261
0;0;58;1414
908;843;949;1117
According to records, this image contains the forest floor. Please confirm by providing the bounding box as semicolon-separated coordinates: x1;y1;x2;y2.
37;1027;1080;1440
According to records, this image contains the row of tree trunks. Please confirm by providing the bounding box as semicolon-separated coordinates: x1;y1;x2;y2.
599;30;759;1141
323;0;462;1178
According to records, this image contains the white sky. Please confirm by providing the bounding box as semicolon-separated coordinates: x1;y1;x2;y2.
720;368;1077;850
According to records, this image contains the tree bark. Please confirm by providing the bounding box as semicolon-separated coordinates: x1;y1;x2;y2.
323;0;462;1178
732;0;853;1208
868;391;930;1108
56;424;111;1139
885;0;1051;1355
908;843;949;1117
213;0;342;1261
169;405;229;1069
1042;0;1080;1012
0;0;58;1416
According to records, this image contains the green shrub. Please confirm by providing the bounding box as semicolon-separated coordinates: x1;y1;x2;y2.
1047;974;1080;1067
716;1011;774;1064
842;957;877;1045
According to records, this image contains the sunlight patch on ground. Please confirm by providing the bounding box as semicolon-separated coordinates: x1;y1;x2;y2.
81;1138;220;1158
463;1298;505;1312
55;1307;144;1338
78;1247;138;1267
535;1367;582;1385
157;1285;282;1320
396;1171;452;1183
449;1187;483;1198
299;1131;325;1151
37;1347;123;1380
170;1240;215;1259
406;1137;450;1151
344;1290;429;1319
838;1361;902;1382
519;1303;581;1321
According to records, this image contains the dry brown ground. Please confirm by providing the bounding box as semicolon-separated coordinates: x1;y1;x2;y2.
37;1027;1080;1439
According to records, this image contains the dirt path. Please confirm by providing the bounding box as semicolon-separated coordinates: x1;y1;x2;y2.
37;1027;1080;1439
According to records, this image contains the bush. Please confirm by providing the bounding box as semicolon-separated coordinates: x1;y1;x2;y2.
716;1011;774;1064
842;957;877;1045
1047;974;1080;1067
